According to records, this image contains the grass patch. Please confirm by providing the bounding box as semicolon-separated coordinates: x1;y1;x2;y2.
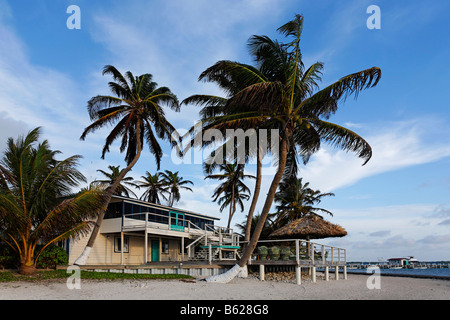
0;269;194;282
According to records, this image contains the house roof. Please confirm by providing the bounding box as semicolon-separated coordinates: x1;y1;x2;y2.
111;195;220;221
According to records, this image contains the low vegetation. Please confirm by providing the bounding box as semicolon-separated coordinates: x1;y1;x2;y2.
0;270;194;282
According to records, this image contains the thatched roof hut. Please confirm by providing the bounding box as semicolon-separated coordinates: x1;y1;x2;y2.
269;214;347;240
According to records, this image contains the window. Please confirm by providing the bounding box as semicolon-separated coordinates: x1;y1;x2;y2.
114;236;129;253
162;240;169;254
105;202;123;219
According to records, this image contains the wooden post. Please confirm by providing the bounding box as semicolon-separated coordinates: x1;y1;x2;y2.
208;244;212;265
144;212;148;264
335;266;339;280
181;236;185;262
260;264;265;281
158;237;162;262
120;231;124;265
343;265;347;280
311;267;316;283
295;240;301;285
321;245;325;265
325;266;329;281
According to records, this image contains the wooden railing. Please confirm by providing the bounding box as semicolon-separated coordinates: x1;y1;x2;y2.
120;211;237;261
245;239;347;266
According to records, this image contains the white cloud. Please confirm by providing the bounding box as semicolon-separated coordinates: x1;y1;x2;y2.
317;203;450;261
301;118;450;192
88;0;285;126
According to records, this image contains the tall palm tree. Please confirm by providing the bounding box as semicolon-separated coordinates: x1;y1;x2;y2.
205;163;255;229
272;176;335;228
75;65;180;265
92;165;139;198
188;14;381;282
183;62;281;245
0;128;105;274
160;170;193;207
136;171;169;204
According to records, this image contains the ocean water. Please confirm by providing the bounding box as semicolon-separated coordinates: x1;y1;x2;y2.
347;267;450;278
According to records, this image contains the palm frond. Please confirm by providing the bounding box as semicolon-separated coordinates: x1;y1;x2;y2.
308;118;372;165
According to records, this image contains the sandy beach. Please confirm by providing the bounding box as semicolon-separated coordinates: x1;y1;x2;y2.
0;273;448;300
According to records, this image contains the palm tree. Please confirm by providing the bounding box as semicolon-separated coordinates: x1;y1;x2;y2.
272;176;335;228
75;65;180;265
0;128;105;274
136;171;169;204
236;213;274;241
182;62;278;245
92;165;139;198
205;163;255;229
187;14;381;282
160;170;193;207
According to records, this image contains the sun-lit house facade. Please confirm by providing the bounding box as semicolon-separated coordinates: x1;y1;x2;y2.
67;195;240;265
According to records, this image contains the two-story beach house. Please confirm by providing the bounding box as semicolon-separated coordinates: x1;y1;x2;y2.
67;195;241;265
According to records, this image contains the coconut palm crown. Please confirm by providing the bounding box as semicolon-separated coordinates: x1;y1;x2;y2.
81;65;180;169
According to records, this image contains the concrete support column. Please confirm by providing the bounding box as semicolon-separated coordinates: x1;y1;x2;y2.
295;266;301;285
260;264;265;281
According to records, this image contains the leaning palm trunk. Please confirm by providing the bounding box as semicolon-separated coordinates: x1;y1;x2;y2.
244;146;262;244
227;184;235;230
206;137;287;282
74;125;142;265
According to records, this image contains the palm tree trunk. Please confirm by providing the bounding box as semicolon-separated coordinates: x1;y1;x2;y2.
206;136;287;282
170;192;174;207
74;123;142;265
227;184;235;230
245;145;262;243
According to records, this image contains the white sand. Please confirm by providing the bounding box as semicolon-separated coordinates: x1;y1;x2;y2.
1;273;449;300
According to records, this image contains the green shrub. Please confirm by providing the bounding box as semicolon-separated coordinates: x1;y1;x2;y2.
36;245;68;269
0;244;19;269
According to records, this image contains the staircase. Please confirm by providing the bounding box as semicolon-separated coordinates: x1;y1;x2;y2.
190;246;221;261
186;226;240;262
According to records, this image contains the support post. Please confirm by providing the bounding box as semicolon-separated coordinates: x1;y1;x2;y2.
120;231;124;265
181;236;185;262
321;245;325;265
260;264;265;281
325;266;329;281
343;265;347;280
208;244;212;265
144;212;148;264
295;265;301;285
335;266;339;280
311;267;316;283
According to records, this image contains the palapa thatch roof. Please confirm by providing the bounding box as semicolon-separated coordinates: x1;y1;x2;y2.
269;214;347;240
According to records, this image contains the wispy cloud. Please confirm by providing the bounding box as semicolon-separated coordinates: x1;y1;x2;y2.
301;118;450;192
89;0;285;126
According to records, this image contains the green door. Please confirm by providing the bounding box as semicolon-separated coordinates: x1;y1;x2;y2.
169;211;185;231
151;240;159;262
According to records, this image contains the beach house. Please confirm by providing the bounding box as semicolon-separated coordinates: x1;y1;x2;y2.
67;195;240;265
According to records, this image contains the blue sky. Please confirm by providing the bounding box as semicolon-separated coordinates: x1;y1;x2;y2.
1;0;449;261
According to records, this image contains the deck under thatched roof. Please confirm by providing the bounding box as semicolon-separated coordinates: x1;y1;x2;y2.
269;214;347;240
